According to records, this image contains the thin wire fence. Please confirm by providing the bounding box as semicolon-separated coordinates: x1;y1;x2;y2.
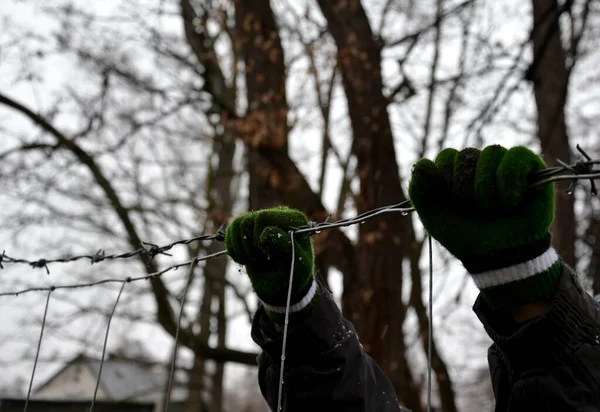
2;145;600;412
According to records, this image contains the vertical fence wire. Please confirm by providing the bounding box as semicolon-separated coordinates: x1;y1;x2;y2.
427;235;433;412
89;278;128;412
276;231;297;411
23;287;53;412
164;256;199;412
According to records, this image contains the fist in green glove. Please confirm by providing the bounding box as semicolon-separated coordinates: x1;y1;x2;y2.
225;206;318;323
409;145;563;309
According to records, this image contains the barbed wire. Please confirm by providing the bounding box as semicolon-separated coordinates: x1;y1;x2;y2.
0;251;228;297
3;145;600;412
1;144;598;278
0;229;225;274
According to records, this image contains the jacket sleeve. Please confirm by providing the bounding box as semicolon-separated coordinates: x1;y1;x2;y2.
250;280;410;412
474;266;600;411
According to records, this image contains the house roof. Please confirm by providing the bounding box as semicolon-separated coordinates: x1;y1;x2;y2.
84;356;168;401
34;353;187;402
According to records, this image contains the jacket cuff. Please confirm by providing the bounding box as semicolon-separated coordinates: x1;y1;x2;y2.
473;265;600;371
260;279;320;325
251;279;354;367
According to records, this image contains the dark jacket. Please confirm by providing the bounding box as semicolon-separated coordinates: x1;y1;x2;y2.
477;266;600;411
251;267;600;411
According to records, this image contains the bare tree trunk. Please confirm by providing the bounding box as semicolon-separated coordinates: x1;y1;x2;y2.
186;130;237;412
206;131;237;412
186;345;209;412
234;0;287;210
529;0;575;267
179;3;239;409
229;0;457;409
314;1;456;410
213;278;227;412
231;0;359;293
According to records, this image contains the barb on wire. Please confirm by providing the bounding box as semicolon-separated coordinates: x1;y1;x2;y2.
529;144;600;195
0;228;225;273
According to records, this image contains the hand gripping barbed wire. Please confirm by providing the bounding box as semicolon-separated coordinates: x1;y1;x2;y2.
271;144;600;412
4;145;600;412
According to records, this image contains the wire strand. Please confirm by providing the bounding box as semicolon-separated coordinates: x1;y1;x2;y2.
89;280;128;412
1;231;225;273
164;254;198;412
0;251;227;297
23;288;52;412
427;235;433;412
276;231;297;411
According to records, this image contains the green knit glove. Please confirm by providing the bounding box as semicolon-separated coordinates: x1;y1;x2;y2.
409;145;563;309
224;206;318;323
